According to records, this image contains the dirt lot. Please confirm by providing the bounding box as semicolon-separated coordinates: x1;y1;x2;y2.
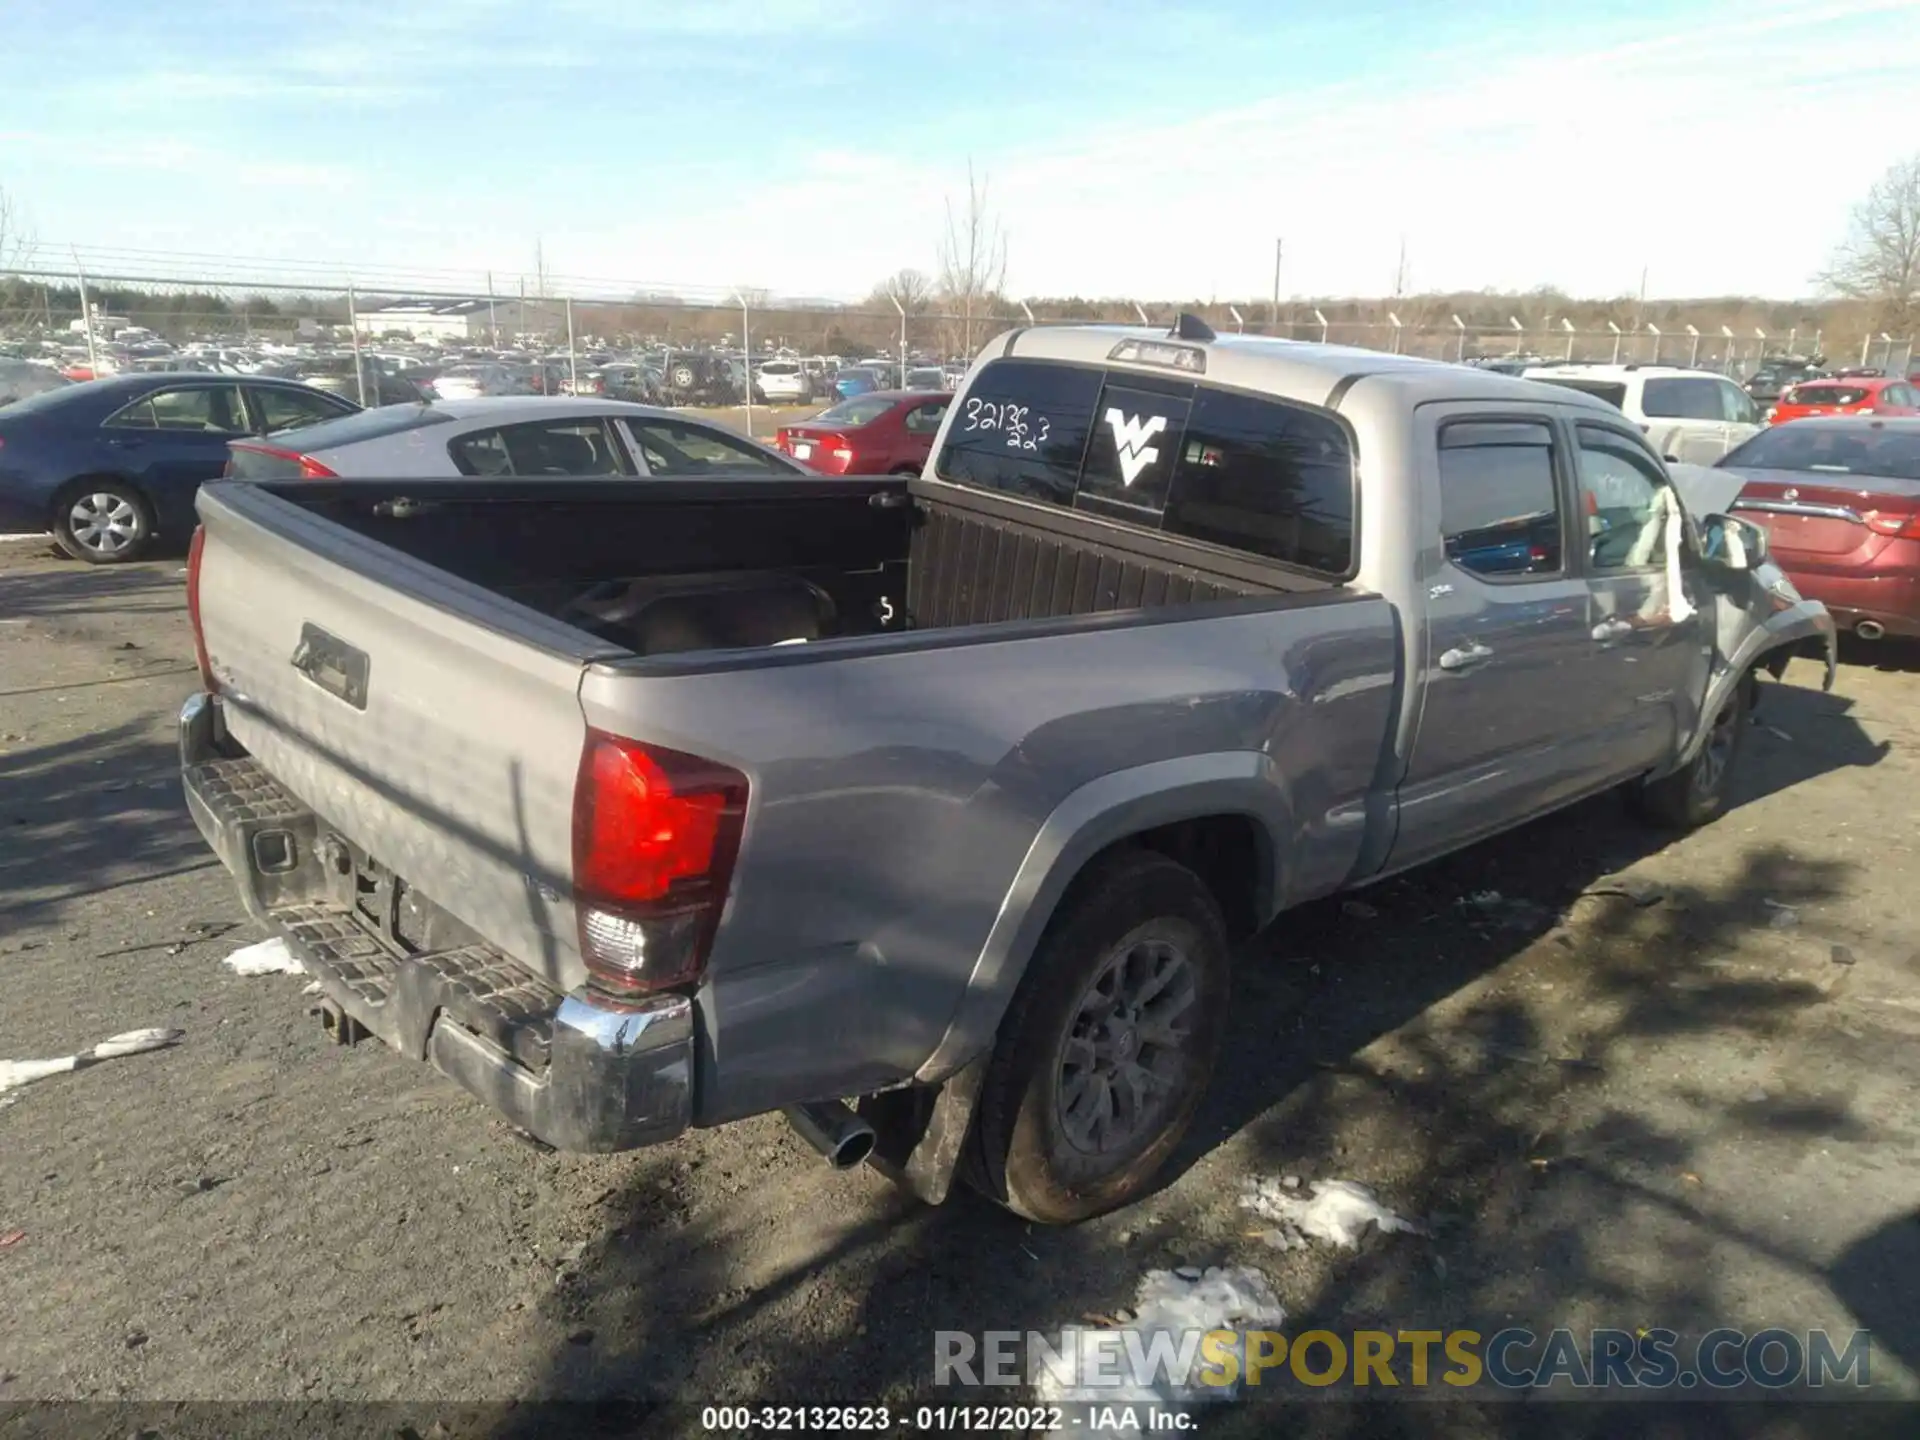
2;536;1918;1435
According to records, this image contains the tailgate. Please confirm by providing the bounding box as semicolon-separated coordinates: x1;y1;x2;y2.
194;484;610;988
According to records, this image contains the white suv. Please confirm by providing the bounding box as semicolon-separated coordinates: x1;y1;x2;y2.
1522;364;1762;464
753;360;811;405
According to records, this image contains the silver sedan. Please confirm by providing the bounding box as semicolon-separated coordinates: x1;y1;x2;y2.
223;396;807;479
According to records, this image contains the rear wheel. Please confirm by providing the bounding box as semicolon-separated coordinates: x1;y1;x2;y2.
966;850;1229;1224
1631;672;1753;829
54;480;153;564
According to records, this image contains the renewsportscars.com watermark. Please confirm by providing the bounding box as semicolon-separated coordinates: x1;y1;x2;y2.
936;1326;1875;1395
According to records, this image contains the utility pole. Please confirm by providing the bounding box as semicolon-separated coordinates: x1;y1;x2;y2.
1393;236;1408;299
1271;237;1282;331
487;271;498;348
72;246;98;374
1633;266;1648;329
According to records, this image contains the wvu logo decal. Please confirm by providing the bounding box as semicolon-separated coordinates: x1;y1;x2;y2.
1105;408;1168;486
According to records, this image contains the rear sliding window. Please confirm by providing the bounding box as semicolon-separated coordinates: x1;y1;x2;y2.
935;358;1354;575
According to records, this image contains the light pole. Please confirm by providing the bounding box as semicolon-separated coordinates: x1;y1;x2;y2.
889;293;907;387
730;289;752;436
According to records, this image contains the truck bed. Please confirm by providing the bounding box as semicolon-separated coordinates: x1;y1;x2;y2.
265;472;1337;660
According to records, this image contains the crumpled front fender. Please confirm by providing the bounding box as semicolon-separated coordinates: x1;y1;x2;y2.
1662;595;1835;778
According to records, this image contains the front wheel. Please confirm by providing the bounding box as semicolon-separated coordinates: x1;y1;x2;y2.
966;850;1230;1224
55;481;154;564
1631;672;1754;829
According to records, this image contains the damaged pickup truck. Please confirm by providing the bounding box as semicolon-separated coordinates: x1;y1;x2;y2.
180;317;1834;1223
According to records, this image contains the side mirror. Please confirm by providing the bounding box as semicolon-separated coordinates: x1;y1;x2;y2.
1699;512;1768;571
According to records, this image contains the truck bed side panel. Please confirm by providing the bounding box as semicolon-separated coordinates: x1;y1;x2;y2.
578;593;1399;1123
196;487;594;989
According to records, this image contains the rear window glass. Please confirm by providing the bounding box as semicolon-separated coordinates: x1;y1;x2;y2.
1787;386;1868;406
1640;377;1726;420
934;358;1355;575
1437;421;1562;578
1722;425;1920;480
1532;377;1629;410
257;402;453;448
812;396;897;427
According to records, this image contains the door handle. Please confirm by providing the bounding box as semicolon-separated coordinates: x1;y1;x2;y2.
1591;618;1634;642
1438;642;1494;672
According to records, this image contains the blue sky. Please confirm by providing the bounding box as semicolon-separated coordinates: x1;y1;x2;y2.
3;0;1917;302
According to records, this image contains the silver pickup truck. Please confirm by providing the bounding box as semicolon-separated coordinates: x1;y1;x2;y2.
180;318;1835;1223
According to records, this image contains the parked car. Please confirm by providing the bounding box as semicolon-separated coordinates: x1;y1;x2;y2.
905;366;946;390
832;366;885;399
0;374;357;561
1768;375;1920;424
773;391;951;474
0;359;71;408
659;353;739;406
428;363;533;401
1719;417;1920;641
225;397;806;480
180;320;1830;1225
295;359;429;408
753;360;812;405
1523;363;1762;463
1745;357;1826;407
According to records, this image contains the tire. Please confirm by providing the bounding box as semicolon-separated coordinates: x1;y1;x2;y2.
1630;672;1754;829
966;850;1230;1224
53;479;154;564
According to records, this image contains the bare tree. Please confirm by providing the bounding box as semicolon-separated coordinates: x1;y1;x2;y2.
937;162;1007;359
0;183;35;270
1819;155;1920;331
870;267;932;315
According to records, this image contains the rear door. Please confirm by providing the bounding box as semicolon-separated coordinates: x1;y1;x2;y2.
1640;376;1740;463
103;383;252;533
1394;408;1604;869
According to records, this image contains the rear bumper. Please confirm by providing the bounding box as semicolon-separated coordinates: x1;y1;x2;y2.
1782;568;1920;638
179;691;693;1153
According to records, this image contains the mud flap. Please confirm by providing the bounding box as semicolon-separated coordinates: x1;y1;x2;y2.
859;1057;988;1206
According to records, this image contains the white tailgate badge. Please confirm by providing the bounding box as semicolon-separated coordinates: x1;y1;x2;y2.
1105;408;1169;487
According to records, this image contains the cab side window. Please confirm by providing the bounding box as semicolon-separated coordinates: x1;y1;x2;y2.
1574;424;1675;571
1437;421;1563;579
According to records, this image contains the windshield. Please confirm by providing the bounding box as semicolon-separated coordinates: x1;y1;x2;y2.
811;396;896;427
1722;424;1920;480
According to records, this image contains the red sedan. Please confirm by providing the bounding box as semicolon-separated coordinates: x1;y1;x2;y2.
1719;417;1920;641
773;390;951;475
1769;374;1920;424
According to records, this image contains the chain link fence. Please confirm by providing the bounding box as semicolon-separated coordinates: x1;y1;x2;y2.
2;259;1913;388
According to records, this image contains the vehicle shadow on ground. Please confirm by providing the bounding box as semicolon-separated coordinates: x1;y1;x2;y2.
492;679;1885;1435
0;718;210;927
0;557;186;623
1837;634;1920;675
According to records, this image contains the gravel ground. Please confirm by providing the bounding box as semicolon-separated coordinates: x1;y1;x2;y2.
2;537;1918;1436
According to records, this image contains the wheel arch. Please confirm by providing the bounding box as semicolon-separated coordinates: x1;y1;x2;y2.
912;752;1288;1087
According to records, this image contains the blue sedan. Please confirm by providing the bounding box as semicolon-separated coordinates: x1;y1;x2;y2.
0;373;357;562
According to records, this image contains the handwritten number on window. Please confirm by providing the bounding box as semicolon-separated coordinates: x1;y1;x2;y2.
963;398;1050;451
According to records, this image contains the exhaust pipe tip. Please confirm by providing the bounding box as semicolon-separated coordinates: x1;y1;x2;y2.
784;1100;877;1171
1855;620;1886;641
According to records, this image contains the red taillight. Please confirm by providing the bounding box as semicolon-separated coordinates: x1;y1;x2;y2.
228;443;338;479
186;524;218;694
830;444;855;463
571;730;747;999
1864;509;1920;539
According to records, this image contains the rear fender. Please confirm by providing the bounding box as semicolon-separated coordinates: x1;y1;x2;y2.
911;751;1289;1087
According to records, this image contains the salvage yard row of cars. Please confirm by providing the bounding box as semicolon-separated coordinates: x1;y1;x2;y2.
1;338;1915;649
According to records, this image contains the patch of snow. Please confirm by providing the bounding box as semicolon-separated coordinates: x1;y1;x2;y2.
1034;1265;1284;1434
223;937;304;976
0;1027;184;1097
1241;1177;1425;1250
